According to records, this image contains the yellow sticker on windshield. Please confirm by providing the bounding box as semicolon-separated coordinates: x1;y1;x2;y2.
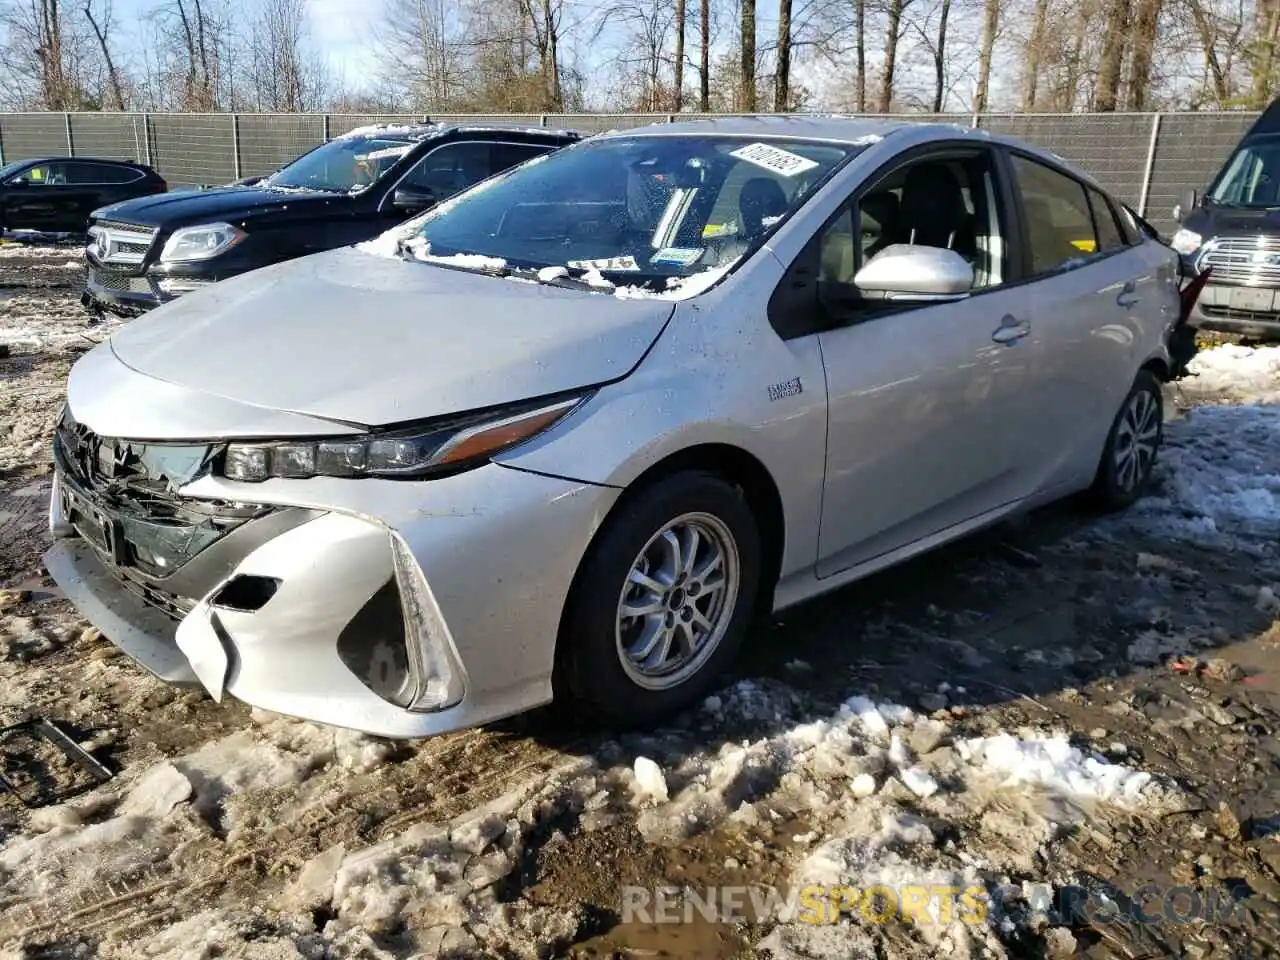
703;223;731;238
1070;239;1097;253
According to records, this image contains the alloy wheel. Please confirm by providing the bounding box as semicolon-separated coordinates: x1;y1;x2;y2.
1113;388;1160;493
615;511;741;691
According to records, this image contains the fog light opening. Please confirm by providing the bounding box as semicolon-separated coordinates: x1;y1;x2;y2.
336;580;416;707
211;575;280;612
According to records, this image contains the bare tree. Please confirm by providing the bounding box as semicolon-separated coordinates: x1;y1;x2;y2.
855;0;866;110
1126;0;1164;107
879;0;910;110
1095;0;1132;109
0;0;91;108
774;0;793;110
244;0;329;111
974;0;1000;112
83;0;124;109
931;0;951;111
741;0;757;109
1022;0;1050;108
699;0;710;109
674;0;685;109
605;0;676;110
375;0;467;108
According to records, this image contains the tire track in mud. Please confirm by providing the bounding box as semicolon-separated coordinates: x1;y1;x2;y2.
3;725;594;944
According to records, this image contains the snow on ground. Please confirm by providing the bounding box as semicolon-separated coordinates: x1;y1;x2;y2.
1177;342;1280;405
1100;345;1280;550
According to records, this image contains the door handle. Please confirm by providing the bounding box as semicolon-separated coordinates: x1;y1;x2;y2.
1117;280;1140;308
991;314;1031;343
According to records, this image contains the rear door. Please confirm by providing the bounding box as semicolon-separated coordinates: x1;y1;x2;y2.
63;161;144;229
1005;151;1156;492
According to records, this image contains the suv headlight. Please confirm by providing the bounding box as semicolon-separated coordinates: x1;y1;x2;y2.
1170;228;1203;255
220;395;587;482
160;222;246;262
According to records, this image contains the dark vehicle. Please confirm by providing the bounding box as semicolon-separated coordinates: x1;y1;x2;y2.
0;157;166;235
1170;98;1280;341
82;122;581;317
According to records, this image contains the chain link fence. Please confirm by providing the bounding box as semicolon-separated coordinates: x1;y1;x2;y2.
0;109;1261;235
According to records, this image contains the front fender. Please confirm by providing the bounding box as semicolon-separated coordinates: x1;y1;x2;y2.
495;291;829;581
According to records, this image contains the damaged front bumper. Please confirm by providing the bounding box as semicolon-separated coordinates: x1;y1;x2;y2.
45;426;618;738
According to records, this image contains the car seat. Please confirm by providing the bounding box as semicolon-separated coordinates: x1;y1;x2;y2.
895;164;976;261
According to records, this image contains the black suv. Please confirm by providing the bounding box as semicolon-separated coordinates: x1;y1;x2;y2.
1;157;166;234
1171;99;1280;341
82;123;581;317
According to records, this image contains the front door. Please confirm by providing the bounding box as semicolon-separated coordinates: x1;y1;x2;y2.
4;161;71;231
813;146;1037;577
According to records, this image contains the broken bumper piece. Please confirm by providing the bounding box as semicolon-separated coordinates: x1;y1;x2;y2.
45;461;618;738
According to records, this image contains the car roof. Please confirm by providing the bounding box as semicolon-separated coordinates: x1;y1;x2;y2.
10;156;145;166
591;114;1101;188
335;122;581;143
592;115;917;145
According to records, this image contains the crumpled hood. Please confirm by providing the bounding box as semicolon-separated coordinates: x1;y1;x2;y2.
105;246;675;429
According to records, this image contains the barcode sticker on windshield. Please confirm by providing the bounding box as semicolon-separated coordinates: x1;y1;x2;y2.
568;256;640;271
652;247;704;266
729;142;819;177
363;145;413;161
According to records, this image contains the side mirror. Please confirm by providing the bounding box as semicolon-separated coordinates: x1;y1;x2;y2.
1174;188;1198;221
392;186;436;213
852;244;974;302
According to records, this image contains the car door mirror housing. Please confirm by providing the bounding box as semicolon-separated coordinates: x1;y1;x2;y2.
392;186;436;212
852;244;974;302
1174;189;1198;221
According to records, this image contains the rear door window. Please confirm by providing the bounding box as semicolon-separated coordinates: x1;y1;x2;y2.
1009;155;1100;274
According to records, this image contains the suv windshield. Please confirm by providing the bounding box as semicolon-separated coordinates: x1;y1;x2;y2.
266;137;416;193
1207;136;1280;207
399;135;858;289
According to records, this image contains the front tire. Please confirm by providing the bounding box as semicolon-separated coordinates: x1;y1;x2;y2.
1088;369;1164;511
557;471;762;727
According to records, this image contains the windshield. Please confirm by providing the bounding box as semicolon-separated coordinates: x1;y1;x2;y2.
266;137;416;193
398;135;858;290
1207;136;1280;207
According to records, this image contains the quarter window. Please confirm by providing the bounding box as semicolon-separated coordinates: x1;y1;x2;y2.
65;162;140;185
1087;186;1125;253
1010;155;1101;274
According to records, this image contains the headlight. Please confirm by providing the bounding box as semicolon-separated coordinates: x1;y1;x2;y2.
160;222;246;262
220;395;587;482
1170;228;1203;255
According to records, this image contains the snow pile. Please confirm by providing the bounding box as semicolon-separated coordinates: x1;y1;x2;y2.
957;733;1152;803
1181;343;1280;405
616;682;1171;958
627;682;1166;846
1126;403;1280;545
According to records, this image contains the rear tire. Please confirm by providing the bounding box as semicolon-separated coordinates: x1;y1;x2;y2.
1087;369;1164;512
557;471;762;727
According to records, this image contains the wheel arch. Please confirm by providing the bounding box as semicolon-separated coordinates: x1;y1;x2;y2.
552;442;787;688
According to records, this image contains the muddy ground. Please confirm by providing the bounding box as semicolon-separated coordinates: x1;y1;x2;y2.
0;236;1278;960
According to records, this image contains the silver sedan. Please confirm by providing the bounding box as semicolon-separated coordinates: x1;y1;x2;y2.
45;117;1182;737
